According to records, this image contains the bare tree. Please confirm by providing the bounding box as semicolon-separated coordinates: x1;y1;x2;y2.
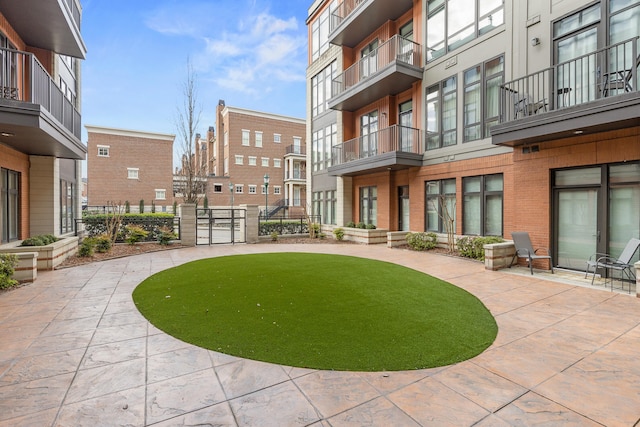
175;59;205;204
428;195;456;252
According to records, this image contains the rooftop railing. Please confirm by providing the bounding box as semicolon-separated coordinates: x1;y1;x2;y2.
500;37;639;123
0;47;81;139
331;35;422;97
331;124;424;166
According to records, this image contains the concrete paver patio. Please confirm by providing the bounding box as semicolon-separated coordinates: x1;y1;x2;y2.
0;243;639;426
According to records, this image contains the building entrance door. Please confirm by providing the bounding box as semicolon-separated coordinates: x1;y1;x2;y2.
399;186;409;231
555;188;599;270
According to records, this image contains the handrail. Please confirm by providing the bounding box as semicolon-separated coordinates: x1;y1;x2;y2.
285;144;306;155
499;37;638;123
331;124;424;166
331;35;422;96
330;0;364;32
0;47;81;139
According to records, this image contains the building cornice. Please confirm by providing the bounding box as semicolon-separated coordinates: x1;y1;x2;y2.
85;125;176;141
220;106;305;125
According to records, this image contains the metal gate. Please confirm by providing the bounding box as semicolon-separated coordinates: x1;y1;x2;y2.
196;208;246;245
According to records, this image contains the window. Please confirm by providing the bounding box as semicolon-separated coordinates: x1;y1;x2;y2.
1;168;19;242
262;185;268;195
463;55;504;142
360;39;379;78
242;130;250;146
360;186;377;226
155;189;166;200
426;76;457;150
274;186;281;195
59;179;74;235
274;133;281;143
248;156;257;166
427;0;504;61
360;111;379;157
425;179;456;233
249;185;257;194
224;131;229;146
463;174;503;236
313;191;324;219
274;159;282;168
255;131;263;148
235;155;244;165
311;1;336;60
325;190;336;225
312;61;337;117
127;168;139;179
97;145;110;157
312;123;337;171
214;184;223;193
261;157;269;167
235;185;243;193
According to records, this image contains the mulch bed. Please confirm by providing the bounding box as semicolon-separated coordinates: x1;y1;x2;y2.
56;242;187;269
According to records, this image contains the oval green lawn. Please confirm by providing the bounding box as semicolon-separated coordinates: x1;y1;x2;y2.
132;253;497;371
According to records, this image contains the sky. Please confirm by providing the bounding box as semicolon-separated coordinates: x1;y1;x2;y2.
80;0;309;165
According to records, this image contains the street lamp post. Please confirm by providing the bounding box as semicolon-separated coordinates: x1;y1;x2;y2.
263;174;270;219
228;182;235;243
228;182;234;209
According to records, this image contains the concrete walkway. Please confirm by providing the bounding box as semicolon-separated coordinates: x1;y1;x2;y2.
1;243;639;427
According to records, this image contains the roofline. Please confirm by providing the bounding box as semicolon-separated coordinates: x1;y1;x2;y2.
85;125;176;141
220;106;305;125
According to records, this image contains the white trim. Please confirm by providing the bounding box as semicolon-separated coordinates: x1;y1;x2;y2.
220;106;305;124
85;125;175;141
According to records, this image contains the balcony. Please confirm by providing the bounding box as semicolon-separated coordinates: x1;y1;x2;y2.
285;144;306;156
329;0;414;47
328;125;424;176
0;0;86;59
285;171;305;181
492;37;640;147
0;47;84;160
329;35;423;112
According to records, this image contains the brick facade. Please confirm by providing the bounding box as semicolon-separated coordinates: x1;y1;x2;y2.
0;144;30;240
86;126;175;210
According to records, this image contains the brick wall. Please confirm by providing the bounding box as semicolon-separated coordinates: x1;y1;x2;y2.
87;128;175;208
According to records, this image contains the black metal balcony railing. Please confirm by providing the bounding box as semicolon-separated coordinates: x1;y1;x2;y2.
332;35;422;96
0;47;81;139
331;124;424;166
285;144;306;155
500;37;639;123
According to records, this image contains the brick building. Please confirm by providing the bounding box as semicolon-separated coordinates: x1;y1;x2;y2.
207;100;306;215
307;0;640;272
0;1;86;243
86;125;175;212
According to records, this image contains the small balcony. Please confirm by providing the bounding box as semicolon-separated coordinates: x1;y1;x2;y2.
492;37;640;147
285;170;305;181
328;35;423;112
285;144;306;156
328;125;424;176
0;47;84;159
0;0;86;59
329;0;414;47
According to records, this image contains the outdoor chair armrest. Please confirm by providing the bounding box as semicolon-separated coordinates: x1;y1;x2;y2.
534;248;551;256
595;255;621;265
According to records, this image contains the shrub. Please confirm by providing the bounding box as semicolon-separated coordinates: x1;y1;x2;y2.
366;223;377;230
124;225;149;245
457;236;505;261
406;232;438;251
82;213;174;242
0;254;18;290
157;226;177;245
356;222;366;229
95;235;112;253
203;196;209;209
79;238;96;257
333;228;345;241
139;199;144;213
20;234;59;247
151;200;156;214
270;231;279;241
125;201;130;214
310;223;321;238
318;232;327;239
346;221;356;228
173;201;178;214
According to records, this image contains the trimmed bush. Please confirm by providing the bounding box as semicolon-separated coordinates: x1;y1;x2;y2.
346;221;356;228
270;231;279;241
82;213;174;242
124;225;149;245
125;201;131;214
0;254;18;290
157;226;177;245
406;232;438;251
356;222;366;229
366;223;377;230
95;235;112;253
310;223;321;238
259;219;309;236
139;199;144;213
20;234;59;247
457;236;505;261
79;238;96;257
333;228;345;241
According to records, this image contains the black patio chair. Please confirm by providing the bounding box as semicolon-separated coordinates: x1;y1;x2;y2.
510;231;554;275
585;238;640;292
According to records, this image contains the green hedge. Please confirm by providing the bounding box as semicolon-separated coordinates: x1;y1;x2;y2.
457;236;504;261
83;213;175;242
259;219;309;236
406;232;438;251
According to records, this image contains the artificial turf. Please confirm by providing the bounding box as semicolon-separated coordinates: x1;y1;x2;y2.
132;253;497;371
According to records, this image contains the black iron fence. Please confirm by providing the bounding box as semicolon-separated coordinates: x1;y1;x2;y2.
259;215;322;236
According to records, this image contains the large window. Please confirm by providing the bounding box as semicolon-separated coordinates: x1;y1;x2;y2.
60;180;74;234
311;1;336;61
427;0;504;61
312;61;337;117
463;55;504;142
463;174;503;236
312;123;337;171
360;186;377;226
426;76;457;150
425;179;456;233
1;168;19;243
313;191;324;219
325;190;336;225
